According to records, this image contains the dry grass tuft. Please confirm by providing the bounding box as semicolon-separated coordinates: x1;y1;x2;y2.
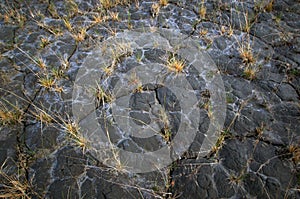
48;2;59;18
289;145;300;164
38;75;55;90
0;108;23;126
40;37;50;48
210;131;227;154
199;29;208;37
35;57;47;70
62;118;89;151
239;44;255;65
31;110;53;125
0;102;23;126
93;14;105;24
243;66;259;80
109;11;119;21
166;55;185;73
0;159;37;199
100;0;132;10
151;3;160;17
95;83;114;105
72;28;87;42
157;107;172;142
63;18;73;32
228;172;246;187
0;171;32;199
159;0;168;7
199;1;206;19
265;0;274;12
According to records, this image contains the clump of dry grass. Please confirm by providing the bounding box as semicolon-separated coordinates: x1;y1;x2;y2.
236;34;260;80
110;42;133;66
65;0;79;17
72;27;87;43
0;170;32;199
199;29;208;37
2;7;26;27
133;83;143;93
166;54;185;73
100;0;132;10
210;130;232;155
199;2;206;19
243;66;259;80
228;171;246;187
63;18;73;32
159;0;168;7
265;0;274;12
36;21;63;37
40;37;50;48
289;145;300;164
0;109;23;126
31;109;53;125
0;158;39;199
63;17;88;42
35;57;47;70
239;44;255;65
109;11;119;21
38;73;63;92
95;83;114;105
157;107;172;143
62;117;89;151
48;2;59;18
0;101;23;126
38;75;55;90
151;3;160;17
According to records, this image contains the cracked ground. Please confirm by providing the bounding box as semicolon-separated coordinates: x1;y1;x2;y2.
0;0;299;198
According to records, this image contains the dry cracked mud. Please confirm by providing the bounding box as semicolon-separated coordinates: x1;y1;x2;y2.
0;0;299;198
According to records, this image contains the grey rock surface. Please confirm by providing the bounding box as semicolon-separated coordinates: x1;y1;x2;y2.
0;0;299;198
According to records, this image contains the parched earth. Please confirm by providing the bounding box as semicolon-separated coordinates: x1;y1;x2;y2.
0;0;299;198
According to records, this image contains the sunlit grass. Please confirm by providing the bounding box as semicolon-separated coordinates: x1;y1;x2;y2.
0;107;23;126
166;55;185;73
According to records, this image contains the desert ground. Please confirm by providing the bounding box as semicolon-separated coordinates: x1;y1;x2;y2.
0;0;299;198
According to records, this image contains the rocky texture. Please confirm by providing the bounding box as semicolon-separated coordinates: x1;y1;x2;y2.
0;0;299;198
